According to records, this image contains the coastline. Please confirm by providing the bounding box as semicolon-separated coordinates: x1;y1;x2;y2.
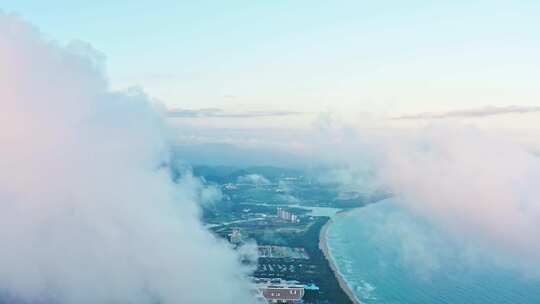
319;209;361;304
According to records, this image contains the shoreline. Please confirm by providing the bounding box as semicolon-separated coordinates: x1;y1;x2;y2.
319;209;361;304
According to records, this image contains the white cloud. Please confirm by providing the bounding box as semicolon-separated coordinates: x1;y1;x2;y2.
0;13;254;304
373;126;540;272
312;123;540;275
237;174;271;185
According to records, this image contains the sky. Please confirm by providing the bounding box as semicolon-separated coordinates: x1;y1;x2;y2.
4;0;540;126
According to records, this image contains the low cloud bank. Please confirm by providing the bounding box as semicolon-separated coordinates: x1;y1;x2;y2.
306;122;540;275
237;174;271;185
0;13;254;304
373;126;540;273
392;105;540;120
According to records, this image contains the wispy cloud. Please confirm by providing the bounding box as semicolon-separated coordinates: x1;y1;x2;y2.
168;108;307;118
391;105;540;120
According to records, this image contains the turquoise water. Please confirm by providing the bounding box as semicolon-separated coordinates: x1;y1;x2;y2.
326;199;540;304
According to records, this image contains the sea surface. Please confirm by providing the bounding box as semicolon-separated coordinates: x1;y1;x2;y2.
326;199;540;304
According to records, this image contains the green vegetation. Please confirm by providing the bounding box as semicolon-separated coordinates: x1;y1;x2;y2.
198;165;376;303
252;217;353;304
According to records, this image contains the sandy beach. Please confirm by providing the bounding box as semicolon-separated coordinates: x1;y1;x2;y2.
319;211;361;304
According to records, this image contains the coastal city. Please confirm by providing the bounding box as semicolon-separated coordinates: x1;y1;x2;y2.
194;165;384;304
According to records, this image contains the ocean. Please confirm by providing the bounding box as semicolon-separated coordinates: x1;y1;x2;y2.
326;199;540;304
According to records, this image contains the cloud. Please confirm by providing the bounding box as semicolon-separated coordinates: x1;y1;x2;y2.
359;125;540;274
0;13;254;304
392;105;540;120
237;174;271;185
175;169;224;207
168;108;307;118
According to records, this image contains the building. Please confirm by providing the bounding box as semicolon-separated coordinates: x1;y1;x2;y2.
276;208;299;223
261;286;304;304
253;278;305;304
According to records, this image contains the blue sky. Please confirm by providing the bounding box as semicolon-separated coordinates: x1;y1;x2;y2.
4;0;540;122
